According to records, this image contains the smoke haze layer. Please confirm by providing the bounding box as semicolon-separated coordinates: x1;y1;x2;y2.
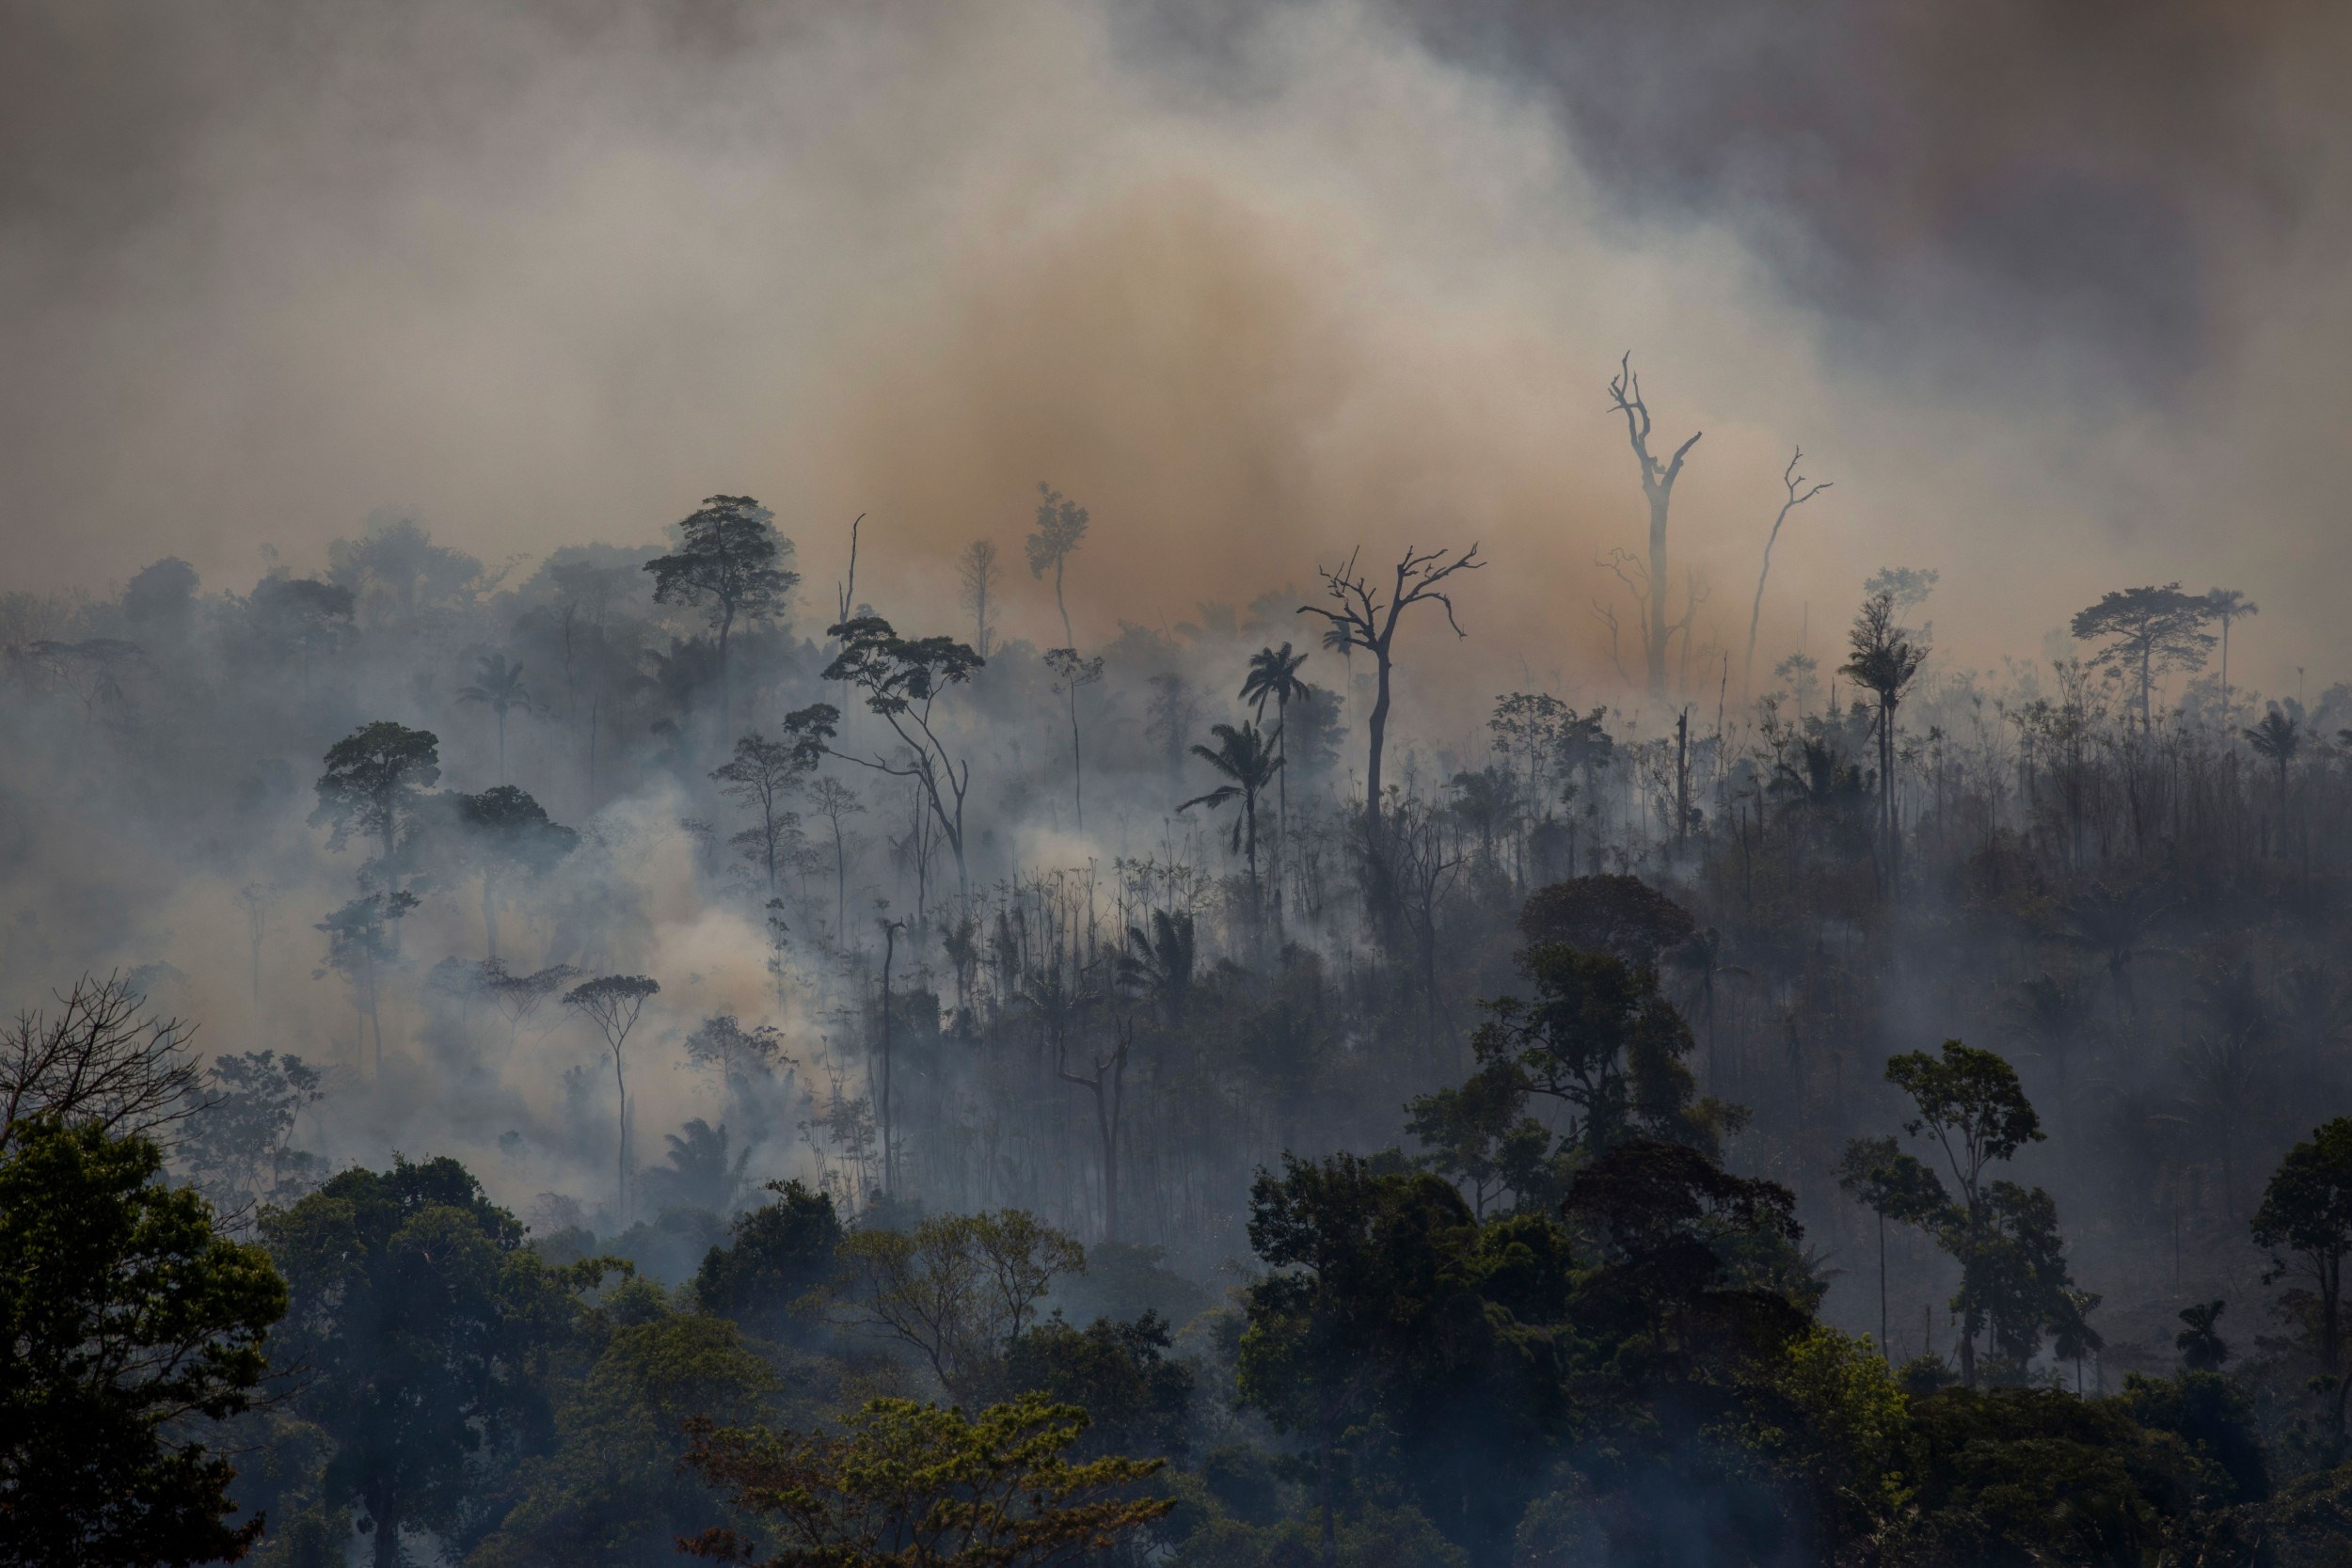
4;0;2350;688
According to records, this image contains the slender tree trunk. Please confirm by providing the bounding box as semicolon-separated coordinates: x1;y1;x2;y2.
482;873;500;962
1878;1209;1889;1362
496;709;507;784
1647;486;1671;696
1054;556;1073;649
880;924;898;1193
1365;645;1393;842
1318;1399;1339;1568
612;1046;628;1223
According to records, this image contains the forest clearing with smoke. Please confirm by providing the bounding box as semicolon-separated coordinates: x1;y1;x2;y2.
8;3;2352;1567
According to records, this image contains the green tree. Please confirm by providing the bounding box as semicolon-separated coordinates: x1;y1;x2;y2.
1836;1133;1949;1358
2068;582;2215;731
2253;1118;2352;1406
1470;942;1731;1159
311;721;441;871
1882;1041;2078;1386
469;1307;778;1568
828;1211;1086;1402
995;1311;1194;1461
644;495;798;743
0;1118;286;1568
1025;483;1089;648
680;1391;1171;1567
264;1157;614;1568
694;1180;843;1338
1238;1154;1561;1568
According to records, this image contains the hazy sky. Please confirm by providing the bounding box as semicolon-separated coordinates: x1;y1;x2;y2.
5;0;2348;698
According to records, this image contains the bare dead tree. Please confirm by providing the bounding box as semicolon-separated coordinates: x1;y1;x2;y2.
1295;543;1484;847
1057;1014;1132;1241
1606;353;1702;697
1742;447;1832;702
0;974;205;1150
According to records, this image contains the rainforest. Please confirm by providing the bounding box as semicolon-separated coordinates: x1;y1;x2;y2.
6;3;2352;1566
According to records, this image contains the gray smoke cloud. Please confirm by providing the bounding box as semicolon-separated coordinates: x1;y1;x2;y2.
4;0;2350;700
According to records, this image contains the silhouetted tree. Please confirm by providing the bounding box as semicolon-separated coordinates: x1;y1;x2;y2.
1042;647;1104;832
451;784;578;961
2176;1300;2230;1371
958;538;1001;657
2246;705;2300;822
311;720;441;883
1242;641;1313;886
2208;587;2259;718
1605;352;1703;697
456;651;532;783
644;495;797;744
1840;591;1929;882
1296;542;1483;847
787;615;984;906
1742;447;1830;701
1026;483;1089;648
1180;721;1282;902
711;732;809;898
2253;1118;2352;1390
565;975;660;1222
0;974;204;1152
2069;583;2215;731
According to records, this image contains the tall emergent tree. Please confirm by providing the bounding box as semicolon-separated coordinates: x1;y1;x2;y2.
1742;447;1831;701
1180;721;1282;904
312;721;441;874
710;732;809;898
1241;641;1313;884
0;1117;286;1568
2207;586;2258;718
1026;483;1088;649
2069;582;2215;731
1606;352;1703;697
564;975;660;1222
1295;542;1483;847
454;651;532;783
644;495;798;744
957;538;1001;657
1041;647;1105;832
786;616;985;906
1840;591;1929;883
451;784;578;962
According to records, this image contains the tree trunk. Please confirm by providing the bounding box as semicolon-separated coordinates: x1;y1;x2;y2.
612;1048;628;1223
371;1500;401;1568
482;873;500;963
1318;1400;1339;1568
1646;486;1670;696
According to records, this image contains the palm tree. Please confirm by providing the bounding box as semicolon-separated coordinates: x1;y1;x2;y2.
2245;705;2299;824
2006;973;2089;1085
2054;882;2169;1023
1838;591;1929;883
1180;721;1282;901
2206;588;2257;721
457;651;532;783
2176;1299;2229;1371
1117;909;1197;1022
1241;643;1313;889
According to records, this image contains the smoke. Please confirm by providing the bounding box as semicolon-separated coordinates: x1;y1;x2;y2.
3;0;2348;702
